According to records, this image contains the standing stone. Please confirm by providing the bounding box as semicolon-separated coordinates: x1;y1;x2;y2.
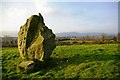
18;13;56;61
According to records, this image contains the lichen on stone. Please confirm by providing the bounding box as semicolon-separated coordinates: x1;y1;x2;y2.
18;13;56;61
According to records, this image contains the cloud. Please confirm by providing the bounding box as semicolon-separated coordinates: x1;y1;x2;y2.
1;1;56;32
2;7;28;31
1;0;119;2
33;0;54;16
0;1;118;34
5;8;27;18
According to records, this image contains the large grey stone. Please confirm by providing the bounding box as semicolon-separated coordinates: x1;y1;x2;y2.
18;13;56;61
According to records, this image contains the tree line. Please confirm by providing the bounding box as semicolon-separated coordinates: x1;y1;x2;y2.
1;33;120;47
56;33;120;45
1;35;18;47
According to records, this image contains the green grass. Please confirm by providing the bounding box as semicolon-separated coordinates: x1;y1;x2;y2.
1;44;120;79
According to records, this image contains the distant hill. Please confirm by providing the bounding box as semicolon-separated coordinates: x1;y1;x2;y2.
56;32;116;37
1;31;117;37
1;31;18;37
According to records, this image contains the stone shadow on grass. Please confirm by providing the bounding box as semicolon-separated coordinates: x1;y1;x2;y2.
33;57;68;72
32;52;119;74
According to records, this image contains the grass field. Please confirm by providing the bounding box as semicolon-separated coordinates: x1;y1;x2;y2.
1;44;120;79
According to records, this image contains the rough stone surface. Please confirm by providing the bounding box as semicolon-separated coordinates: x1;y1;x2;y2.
18;13;56;61
19;61;35;73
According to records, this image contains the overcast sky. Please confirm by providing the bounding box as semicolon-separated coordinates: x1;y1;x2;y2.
0;0;119;34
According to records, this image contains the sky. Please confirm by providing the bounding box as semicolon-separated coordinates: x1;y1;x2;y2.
0;0;119;34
